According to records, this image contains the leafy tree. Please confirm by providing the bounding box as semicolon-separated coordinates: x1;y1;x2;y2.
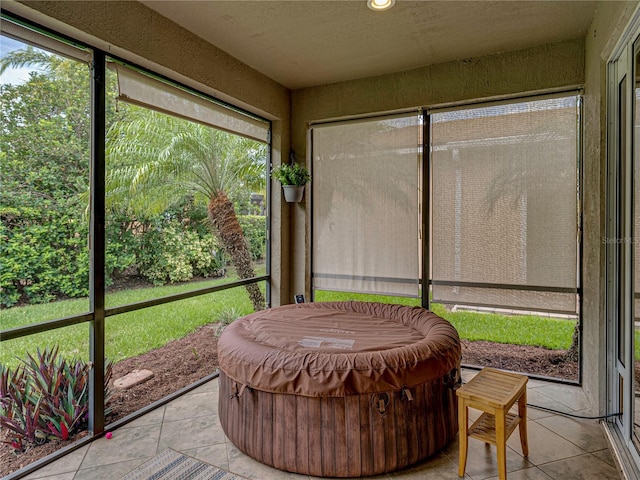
0;46;264;306
106;106;267;311
0;47;91;208
1;46;92;305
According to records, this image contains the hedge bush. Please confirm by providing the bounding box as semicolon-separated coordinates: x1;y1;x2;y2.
238;215;267;261
1;201;266;307
1;204;89;307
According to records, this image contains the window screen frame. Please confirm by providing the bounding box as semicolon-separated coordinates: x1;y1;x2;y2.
0;12;273;465
426;91;583;316
309;111;423;300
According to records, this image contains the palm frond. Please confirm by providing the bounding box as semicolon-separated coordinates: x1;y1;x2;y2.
104;104;267;216
0;47;52;75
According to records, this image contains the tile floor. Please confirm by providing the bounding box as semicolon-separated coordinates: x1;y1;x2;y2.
22;369;621;480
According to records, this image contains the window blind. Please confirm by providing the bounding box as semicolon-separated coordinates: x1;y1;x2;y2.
430;95;579;314
311;113;421;297
110;63;269;143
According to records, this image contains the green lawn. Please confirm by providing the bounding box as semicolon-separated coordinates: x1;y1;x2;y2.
2;284;579;370
1;276;262;370
314;290;576;350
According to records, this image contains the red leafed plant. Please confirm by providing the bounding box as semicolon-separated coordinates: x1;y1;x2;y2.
0;346;113;450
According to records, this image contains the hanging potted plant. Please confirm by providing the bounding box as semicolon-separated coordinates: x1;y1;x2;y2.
271;162;311;202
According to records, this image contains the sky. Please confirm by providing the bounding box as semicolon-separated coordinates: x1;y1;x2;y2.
0;35;44;85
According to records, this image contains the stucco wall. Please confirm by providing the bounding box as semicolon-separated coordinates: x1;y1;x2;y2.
582;0;639;412
6;0;293;306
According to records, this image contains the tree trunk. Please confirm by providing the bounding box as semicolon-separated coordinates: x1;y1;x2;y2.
208;192;265;312
565;323;579;362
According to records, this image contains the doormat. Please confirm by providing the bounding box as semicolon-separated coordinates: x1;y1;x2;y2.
119;448;247;480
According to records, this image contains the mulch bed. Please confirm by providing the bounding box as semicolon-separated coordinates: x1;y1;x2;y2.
0;324;581;477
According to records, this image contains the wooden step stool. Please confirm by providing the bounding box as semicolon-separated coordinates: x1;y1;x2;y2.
456;368;528;480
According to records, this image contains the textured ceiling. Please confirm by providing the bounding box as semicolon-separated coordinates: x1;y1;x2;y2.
141;0;598;90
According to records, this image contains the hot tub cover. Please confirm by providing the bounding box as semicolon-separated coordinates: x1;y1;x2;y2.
217;301;461;397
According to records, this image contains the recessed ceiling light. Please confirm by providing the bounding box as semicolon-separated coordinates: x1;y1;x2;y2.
367;0;395;11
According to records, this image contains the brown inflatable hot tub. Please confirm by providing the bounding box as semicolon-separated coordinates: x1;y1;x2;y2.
217;301;461;477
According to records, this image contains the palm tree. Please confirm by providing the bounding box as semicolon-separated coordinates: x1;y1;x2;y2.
106;107;266;311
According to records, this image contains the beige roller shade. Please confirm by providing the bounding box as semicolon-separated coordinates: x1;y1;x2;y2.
110;63;269;143
2;19;92;64
430;95;579;314
311;113;421;297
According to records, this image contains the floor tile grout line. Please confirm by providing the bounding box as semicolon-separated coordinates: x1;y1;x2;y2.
71;445;91;480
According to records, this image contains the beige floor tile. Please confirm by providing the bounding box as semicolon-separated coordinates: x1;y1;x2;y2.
22;445;89;479
227;443;310;479
189;378;220;395
538;452;621;479
441;435;460;459
506;421;585;466
182;442;230;470
309;473;389;480
526;389;579;415
525;377;559;389
21;473;76;480
461;369;480;384
388;451;460;479
458;439;532;479
525;405;558;421
157;414;226;452
118;404;166;429
74;457;149;480
535;415;608;452
79;423;162;469
593;448;617;467
163;390;218;421
484;466;554;480
531;383;592;412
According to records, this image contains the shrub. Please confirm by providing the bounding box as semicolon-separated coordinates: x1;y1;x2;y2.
136;223;224;285
0;346;113;450
0;204;89;307
238;215;266;261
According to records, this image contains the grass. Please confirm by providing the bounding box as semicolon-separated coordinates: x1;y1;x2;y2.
314;290;576;350
1;274;263;370
2;283;578;370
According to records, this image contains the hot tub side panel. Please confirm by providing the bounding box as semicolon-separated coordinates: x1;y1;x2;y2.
218;370;458;477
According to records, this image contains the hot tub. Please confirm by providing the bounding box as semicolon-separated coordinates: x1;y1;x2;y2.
217;301;461;477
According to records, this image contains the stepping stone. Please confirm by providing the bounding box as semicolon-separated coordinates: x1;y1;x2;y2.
114;369;154;389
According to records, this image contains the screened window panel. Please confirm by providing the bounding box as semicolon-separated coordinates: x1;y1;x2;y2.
311;114;421;297
431;96;579;314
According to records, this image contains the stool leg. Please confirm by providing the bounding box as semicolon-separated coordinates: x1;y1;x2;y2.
518;391;529;457
458;401;469;477
496;411;507;480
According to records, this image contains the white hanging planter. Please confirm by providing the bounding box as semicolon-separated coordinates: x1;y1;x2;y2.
282;185;305;202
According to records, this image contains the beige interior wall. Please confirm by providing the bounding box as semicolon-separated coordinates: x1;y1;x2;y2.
6;0;293;307
582;0;639;413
